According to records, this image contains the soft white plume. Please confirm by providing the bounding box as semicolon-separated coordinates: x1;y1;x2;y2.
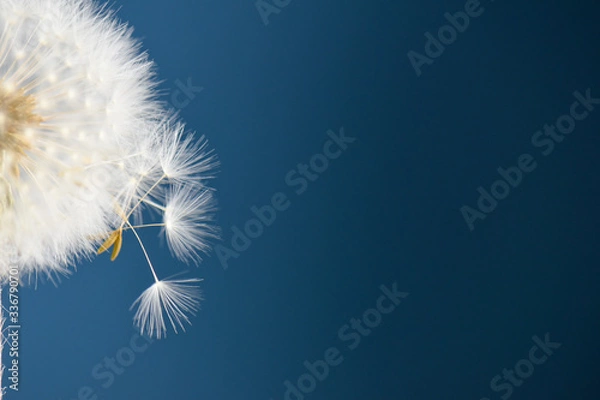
0;0;217;338
131;278;203;339
163;186;219;264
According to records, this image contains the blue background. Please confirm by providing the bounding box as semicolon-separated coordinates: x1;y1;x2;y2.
14;0;600;399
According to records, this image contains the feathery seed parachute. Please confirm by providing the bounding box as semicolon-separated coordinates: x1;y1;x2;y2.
0;0;217;340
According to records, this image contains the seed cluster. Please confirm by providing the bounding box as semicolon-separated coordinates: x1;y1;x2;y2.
0;82;42;179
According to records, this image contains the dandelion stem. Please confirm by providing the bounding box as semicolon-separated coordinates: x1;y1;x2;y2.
123;223;166;231
125;220;160;283
120;173;166;228
141;198;166;212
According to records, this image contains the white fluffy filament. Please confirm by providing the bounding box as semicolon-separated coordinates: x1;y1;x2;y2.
0;0;218;345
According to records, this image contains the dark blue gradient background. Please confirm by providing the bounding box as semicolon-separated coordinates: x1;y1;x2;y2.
13;1;600;399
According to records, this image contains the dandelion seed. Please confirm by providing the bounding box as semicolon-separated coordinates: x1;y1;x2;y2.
163;186;220;264
158;117;218;184
131;278;203;339
0;1;218;389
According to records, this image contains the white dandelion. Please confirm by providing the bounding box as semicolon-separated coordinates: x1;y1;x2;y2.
0;0;217;393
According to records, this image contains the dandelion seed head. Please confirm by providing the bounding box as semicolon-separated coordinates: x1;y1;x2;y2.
0;0;164;279
0;0;219;338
